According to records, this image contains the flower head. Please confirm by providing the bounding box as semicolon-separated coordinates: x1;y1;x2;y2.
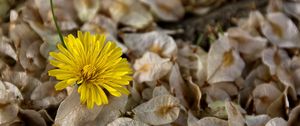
48;31;132;108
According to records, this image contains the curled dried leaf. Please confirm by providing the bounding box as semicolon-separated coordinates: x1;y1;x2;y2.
108;0;153;28
0;81;23;104
188;112;228;126
88;95;128;126
225;101;245;126
262;47;290;75
141;0;184;21
288;105;300;126
123;31;177;58
245;114;271;126
266;117;287;126
152;85;170;97
227;27;267;61
134;52;172;83
283;1;300;21
252;83;282;114
133;95;180;125
19;109;47;126
0;36;17;61
207;36;245;84
74;0;100;22
107;118;149;126
54;89;103;126
261;12;300;48
0;103;19;125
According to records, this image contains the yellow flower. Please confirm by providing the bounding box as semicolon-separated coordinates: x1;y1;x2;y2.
48;31;132;109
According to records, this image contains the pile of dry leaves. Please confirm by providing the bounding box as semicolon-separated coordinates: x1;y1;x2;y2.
1;0;300;126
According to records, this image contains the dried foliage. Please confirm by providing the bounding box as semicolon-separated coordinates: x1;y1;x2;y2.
1;0;300;126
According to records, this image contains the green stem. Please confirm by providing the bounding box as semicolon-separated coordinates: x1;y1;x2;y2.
50;0;65;47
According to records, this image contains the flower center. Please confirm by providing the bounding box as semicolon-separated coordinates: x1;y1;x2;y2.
78;64;97;84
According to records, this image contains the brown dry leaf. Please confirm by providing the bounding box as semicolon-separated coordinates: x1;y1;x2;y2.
169;63;189;108
23;41;46;73
34;0;78;31
266;93;286;118
74;0;100;22
206;101;227;119
1;71;42;101
87;95;128;126
262;47;290;75
283;1;300;21
207;36;245;84
122;31;177;58
107;0;153;29
245;114;271;126
266;117;287;126
293;69;300;95
261;12;300;48
238;11;265;36
177;42;208;85
152;85;170;97
252;83;282;114
202;86;230;104
140;0;184;21
30;81;66;109
133;52;172;83
212;82;238;97
227;27;267;61
0;103;19;125
81;15;118;36
186;77;202;111
288;104;300;126
267;0;283;13
133;95;180;125
0;81;23;104
19;109;47;126
188;112;228;126
225;101;245;126
0;36;17;61
54;89;103;126
107;118;149;126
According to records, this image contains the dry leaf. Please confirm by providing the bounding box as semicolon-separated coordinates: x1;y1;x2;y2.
140;0;184;21
202;86;230;104
0;36;17;61
288;104;300;126
107;118;149;126
133;95;180;125
227;27;267;61
252;83;282;114
169;63;189;108
133;52;172;83
261;12;300;48
87;95;128;126
34;0;78;31
245;114;271;126
188;112;228;126
225;101;245;126
19;109;47;126
74;0;100;22
262;47;290;75
266;117;287;126
123;31;177;58
238;11;265;36
0;103;19;125
54;89;103;126
207;36;245;84
152;85;170;97
107;0;153;29
283;1;300;21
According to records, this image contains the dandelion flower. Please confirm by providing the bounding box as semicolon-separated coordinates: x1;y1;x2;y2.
48;31;132;108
